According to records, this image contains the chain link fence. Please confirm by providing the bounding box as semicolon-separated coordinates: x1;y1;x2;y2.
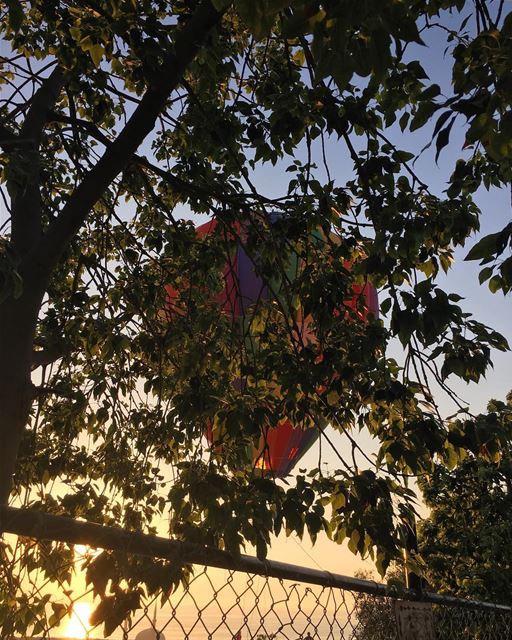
1;506;511;640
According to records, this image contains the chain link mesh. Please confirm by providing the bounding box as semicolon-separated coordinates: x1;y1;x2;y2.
433;605;512;640
2;534;512;639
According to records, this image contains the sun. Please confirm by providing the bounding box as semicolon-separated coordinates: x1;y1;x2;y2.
64;602;92;639
74;544;89;557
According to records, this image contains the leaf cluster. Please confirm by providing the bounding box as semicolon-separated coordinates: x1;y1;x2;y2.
0;0;511;634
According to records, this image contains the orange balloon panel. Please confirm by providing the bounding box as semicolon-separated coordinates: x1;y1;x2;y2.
255;419;319;477
166;218;378;477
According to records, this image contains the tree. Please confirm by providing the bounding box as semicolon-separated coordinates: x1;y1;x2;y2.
352;570;404;640
0;0;511;634
419;392;512;605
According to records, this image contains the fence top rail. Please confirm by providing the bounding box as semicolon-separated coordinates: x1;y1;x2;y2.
1;505;510;614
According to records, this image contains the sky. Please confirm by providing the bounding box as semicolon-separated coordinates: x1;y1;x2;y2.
187;8;512;577
270;15;511;575
136;6;512;579
1;5;511;634
180;7;511;418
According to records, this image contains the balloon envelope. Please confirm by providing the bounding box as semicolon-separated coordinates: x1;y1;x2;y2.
167;218;378;477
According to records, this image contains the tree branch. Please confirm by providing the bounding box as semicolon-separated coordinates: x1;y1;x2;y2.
18;66;64;143
10;67;66;257
31;344;71;370
47;111;234;203
30;0;223;275
0;124;20;151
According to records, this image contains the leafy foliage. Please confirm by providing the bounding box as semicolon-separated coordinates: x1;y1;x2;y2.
352;568;405;640
0;0;511;635
419;392;512;605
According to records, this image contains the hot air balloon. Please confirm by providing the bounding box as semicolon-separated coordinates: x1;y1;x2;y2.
166;216;378;477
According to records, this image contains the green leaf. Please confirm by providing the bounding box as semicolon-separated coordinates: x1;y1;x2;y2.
393;150;415;163
488;275;502;293
380;297;392;316
234;0;282;39
420;84;441;101
89;44;105;67
394;310;417;347
478;266;494;284
432;110;453;139
6;0;24;31
410;101;439;132
86;551;115;596
211;0;232;9
348;529;361;554
435;117;455;163
465;232;501;262
500;257;512;286
399;112;410;132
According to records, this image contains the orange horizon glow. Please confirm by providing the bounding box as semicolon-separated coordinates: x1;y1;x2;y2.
64;601;92;639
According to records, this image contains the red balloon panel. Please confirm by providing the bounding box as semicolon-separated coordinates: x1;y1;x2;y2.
165;218;378;477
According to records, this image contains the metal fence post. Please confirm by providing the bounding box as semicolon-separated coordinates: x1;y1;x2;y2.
404;518;422;595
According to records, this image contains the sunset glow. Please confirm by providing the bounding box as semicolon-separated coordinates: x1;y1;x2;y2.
64;602;92;639
74;544;89;557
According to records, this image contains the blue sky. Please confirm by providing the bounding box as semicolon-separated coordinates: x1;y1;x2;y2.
1;4;509;580
247;9;512;573
236;8;512;417
166;12;512;579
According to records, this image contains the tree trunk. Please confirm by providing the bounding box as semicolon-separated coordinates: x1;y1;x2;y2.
0;277;45;504
0;0;223;504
